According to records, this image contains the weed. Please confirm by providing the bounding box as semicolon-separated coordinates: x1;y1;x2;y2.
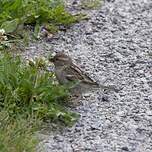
0;111;38;152
0;0;80;34
0;52;79;151
0;0;83;49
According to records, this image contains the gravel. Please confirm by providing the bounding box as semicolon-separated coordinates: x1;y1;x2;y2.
22;0;152;151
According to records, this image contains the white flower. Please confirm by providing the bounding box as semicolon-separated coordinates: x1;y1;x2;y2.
0;29;5;35
3;36;8;40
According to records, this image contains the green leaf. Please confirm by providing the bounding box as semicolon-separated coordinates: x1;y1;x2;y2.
1;18;19;33
9;0;22;11
34;23;41;38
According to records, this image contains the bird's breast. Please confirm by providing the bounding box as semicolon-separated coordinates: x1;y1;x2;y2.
55;68;68;85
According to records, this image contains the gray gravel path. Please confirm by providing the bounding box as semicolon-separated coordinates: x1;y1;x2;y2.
26;0;152;151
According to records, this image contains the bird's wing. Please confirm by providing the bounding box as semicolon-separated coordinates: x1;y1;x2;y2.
64;63;98;86
63;64;84;81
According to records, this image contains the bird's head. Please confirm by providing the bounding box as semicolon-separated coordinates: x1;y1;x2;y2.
49;52;72;66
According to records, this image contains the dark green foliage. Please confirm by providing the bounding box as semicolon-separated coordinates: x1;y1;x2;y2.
0;52;79;151
0;0;78;34
0;111;38;152
0;0;84;50
0;52;78;123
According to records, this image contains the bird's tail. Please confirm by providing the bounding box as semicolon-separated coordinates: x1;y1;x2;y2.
98;84;119;92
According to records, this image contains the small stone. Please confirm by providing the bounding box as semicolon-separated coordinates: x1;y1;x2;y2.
146;110;152;116
101;95;109;102
121;146;129;151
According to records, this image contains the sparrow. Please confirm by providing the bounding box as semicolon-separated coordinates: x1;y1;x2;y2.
49;52;117;96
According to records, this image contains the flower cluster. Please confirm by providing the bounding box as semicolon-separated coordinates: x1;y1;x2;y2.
0;29;7;42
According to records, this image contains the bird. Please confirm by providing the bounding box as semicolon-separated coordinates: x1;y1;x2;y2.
49;52;117;97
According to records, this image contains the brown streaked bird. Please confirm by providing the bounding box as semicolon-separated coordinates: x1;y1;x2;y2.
50;52;117;96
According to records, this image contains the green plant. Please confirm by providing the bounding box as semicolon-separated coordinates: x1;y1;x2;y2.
0;52;79;151
0;52;78;123
0;111;38;152
0;0;79;35
0;0;86;50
